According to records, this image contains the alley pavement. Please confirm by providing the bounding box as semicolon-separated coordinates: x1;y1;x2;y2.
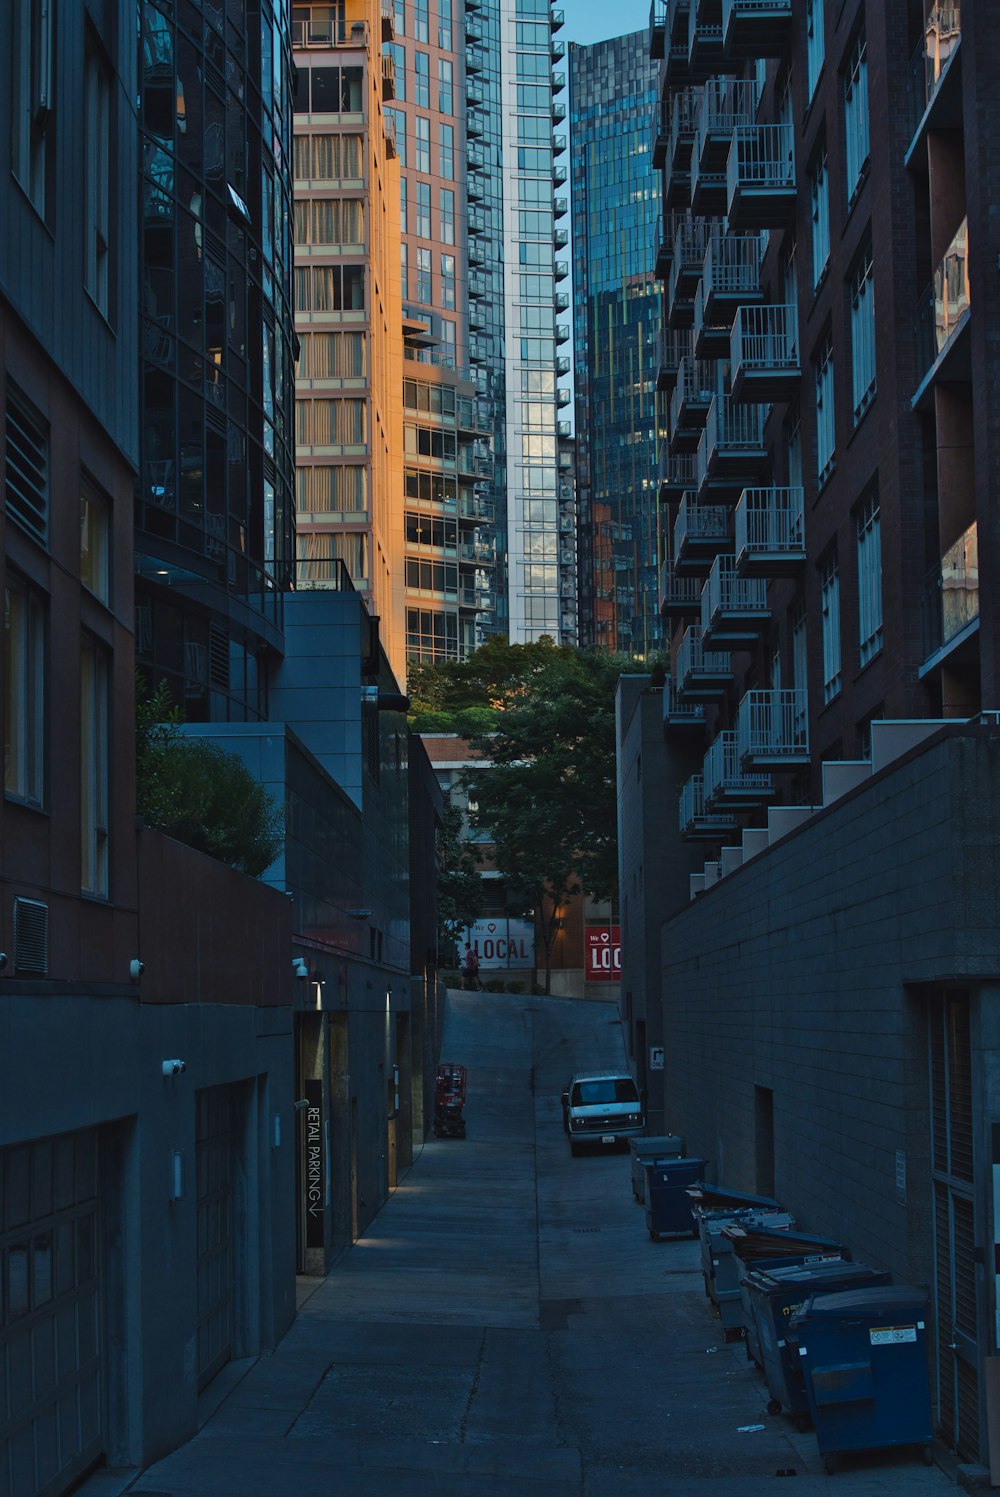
128;990;958;1496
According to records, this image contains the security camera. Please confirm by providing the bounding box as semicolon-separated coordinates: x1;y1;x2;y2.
162;1059;187;1077
292;957;309;978
130;958;145;981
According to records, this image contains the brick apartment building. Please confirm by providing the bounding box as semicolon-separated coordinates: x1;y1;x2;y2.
616;0;1000;1468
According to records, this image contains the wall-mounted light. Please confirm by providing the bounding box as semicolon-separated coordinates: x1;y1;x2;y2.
273;1114;282;1149
168;1150;184;1201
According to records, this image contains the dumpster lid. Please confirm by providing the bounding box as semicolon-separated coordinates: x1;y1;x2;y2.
644;1157;708;1178
687;1184;781;1210
725;1224;845;1260
629;1135;683;1160
752;1262;886;1295
790;1284;928;1323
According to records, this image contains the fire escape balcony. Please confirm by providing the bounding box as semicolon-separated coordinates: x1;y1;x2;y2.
669;357;716;452
667;218;712;327
721;0;793;59
737;689;809;768
734;485;805;576
704;729;774;807
696;395;768;499
658;559;703;617
700;553;769;647
675;624;733;700
730;303;800;402
680;773;738;838
674;493;731;573
726;123;796;230
664;677;706;731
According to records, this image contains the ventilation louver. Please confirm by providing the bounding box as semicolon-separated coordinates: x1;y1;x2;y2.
13;897;49;974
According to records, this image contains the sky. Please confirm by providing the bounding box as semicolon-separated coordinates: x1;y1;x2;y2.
563;0;651;48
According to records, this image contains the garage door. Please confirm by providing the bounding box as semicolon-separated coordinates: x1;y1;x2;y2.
0;1131;103;1497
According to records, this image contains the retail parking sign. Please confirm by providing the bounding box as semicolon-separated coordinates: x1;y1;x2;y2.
585;925;621;982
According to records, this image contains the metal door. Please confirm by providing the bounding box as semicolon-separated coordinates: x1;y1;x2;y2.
195;1085;235;1389
0;1131;103;1497
930;989;980;1459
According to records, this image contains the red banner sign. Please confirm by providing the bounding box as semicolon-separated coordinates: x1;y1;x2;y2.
584;925;621;982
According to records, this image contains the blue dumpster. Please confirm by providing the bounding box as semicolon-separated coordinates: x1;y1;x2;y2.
744;1261;890;1425
698;1209;796;1337
644;1157;708;1240
730;1229;850;1365
629;1135;684;1203
790;1285;933;1472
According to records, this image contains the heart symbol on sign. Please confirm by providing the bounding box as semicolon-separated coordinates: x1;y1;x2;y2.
600;932;609;942
487;923;496;933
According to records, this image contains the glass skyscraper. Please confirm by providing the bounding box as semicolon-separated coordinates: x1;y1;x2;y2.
570;31;660;654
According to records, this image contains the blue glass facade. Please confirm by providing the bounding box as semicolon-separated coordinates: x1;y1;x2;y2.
570;31;661;654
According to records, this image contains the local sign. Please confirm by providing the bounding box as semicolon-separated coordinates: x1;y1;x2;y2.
463;918;535;969
584;925;621;982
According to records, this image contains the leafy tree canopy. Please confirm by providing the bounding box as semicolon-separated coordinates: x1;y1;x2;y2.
436;800;485;962
136;676;283;878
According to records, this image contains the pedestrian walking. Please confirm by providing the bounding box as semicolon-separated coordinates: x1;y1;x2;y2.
462;944;481;991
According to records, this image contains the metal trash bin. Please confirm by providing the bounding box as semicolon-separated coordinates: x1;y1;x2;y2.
744;1261;890;1426
629;1135;684;1203
644;1158;708;1240
790;1285;933;1472
697;1209;796;1338
730;1229;850;1366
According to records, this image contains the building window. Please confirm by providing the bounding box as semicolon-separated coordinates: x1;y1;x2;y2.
785;409;803;489
441;253;456;310
441;318;456;360
820;550;842;704
294;198;364;245
438;57;453;115
806;0;825;100
810;145;829;288
81;639;109;897
414;0;429;42
406;608;459;662
416;180;431;238
399;174;407;233
12;0;54;216
414;51;429;109
80;483;110;602
4;576;45;805
393;0;405;34
4;382;50;546
439;188;455;245
856;487;883;665
385;109;405;165
844;26;870;201
296;464;368;514
850;238;876;421
790;600;808;739
415;116;430;174
437;0;452;50
400;241;408;299
84;41;112;315
439;122;454;180
814;331;835;485
782;239;798;325
415;248;432;305
295;132;364;179
389;43;405;101
294;264;365;311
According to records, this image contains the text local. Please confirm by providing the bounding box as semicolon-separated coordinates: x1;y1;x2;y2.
472;936;530;962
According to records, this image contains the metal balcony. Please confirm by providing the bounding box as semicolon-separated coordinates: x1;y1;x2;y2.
704;730;773;806
734;486;805;576
726;124;796;230
467;206;487;235
465;43;483;73
669;357;716;450
702;231;764;322
664;677;706;730
655;327;681;393
692;279;729;359
680;773;738;838
658;559;702;617
381;52;396;100
696;395;768;499
652;99;670;169
466;107;484;137
674;493;730;573
737;689;809;768
687;0;731;80
700;553;769;646
663;0;693;84
675;625;733;700
381;0;394;40
659;447;697;499
665;90;698;207
722;0;793;59
649;0;668;58
695;78;758;169
667;218;712;327
730;303;800;402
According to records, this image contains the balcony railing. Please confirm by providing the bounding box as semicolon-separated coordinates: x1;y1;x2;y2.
655;326;683;392
658;560;703;616
554;258;569;281
915;215;969;381
670;357;716;448
734;486;805;575
660;448;698;496
736;689;809;767
674;494;730;571
697;394;767;496
726;123;795;230
292;7;347;46
907;0;961;135
721;0;793;60
922;520;978;660
730;303;799;402
675;625;732;699
649;0;668;57
668;218;712;319
694;78;758;168
679;773;737;838
703;230;764;313
704;731;772;806
701;553;768;643
687;0;724;76
664;677;705;729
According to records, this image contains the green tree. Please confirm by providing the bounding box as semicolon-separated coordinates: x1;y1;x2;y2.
465;648;626;995
136;676;283;878
436;800;484;964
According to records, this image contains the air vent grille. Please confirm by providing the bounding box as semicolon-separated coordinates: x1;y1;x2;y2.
4;384;49;545
13;898;49;974
208;624;230;688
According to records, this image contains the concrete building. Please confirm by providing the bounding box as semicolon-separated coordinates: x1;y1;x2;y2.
616;0;1000;1471
292;0;407;681
570;31;661;656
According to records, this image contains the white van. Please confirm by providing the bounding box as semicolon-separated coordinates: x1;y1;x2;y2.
561;1072;645;1156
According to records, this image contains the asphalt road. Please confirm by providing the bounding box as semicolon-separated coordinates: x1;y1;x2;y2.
129;990;958;1496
